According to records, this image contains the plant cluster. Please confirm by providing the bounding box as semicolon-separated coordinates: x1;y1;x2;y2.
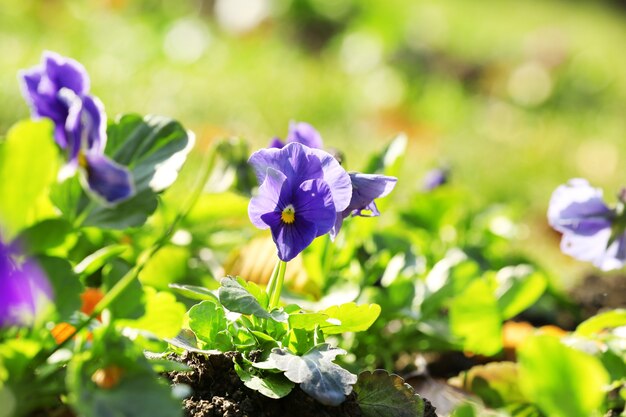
0;51;624;417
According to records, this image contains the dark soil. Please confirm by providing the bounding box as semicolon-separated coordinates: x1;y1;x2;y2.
166;351;438;417
166;351;361;417
570;273;626;319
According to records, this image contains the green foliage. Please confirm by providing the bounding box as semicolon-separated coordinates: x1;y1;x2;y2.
518;335;610;417
66;327;182;417
234;362;295;399
258;344;357;406
120;288;186;339
354;370;426;417
0;120;57;238
449;278;502;356
575;309;626;337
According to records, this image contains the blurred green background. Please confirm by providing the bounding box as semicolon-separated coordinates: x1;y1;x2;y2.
2;0;626;284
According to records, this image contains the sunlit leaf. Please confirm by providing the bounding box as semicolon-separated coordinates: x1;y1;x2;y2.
120;288;186;339
74;245;128;276
266;343;357;406
106;114;193;193
354;370;426;417
233;362;294;399
218;277;271;319
169;284;219;302
518;335;610;417
319;303;381;335
449;278;502;355
494;266;547;320
575;309;626;336
188;300;229;349
0;120;57;238
448;362;526;408
139;245;189;290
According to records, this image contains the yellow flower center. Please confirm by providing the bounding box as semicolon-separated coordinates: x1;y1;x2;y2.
281;204;296;224
78;152;88;169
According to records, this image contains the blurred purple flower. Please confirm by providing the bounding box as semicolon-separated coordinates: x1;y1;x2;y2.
248;143;351;261
20;51;133;204
422;167;449;191
548;178;625;271
0;239;53;327
268;121;324;150
330;173;397;239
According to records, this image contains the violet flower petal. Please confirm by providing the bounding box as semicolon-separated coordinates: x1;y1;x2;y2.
262;212;318;262
293;179;336;238
560;228;626;271
83;153;135;204
268;137;286;149
548;178;613;236
43;50;90;96
0;243;53;327
286;121;323;149
249;167;288;230
346;173;397;216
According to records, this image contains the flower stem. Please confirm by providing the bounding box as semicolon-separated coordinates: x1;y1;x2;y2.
33;141;220;366
268;260;287;309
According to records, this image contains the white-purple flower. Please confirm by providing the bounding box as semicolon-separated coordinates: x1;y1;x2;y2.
330;173;397;239
548;178;626;271
20;51;134;204
269;121;324;150
422;167;449;191
248;143;352;261
0;239;53;327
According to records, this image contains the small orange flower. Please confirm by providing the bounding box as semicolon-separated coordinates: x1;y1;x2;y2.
51;322;76;344
91;366;124;389
80;288;105;316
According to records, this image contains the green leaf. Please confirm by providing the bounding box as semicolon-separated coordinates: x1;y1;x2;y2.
319;303;381;335
218;277;271;319
49;176;82;222
37;256;83;321
17;218;75;255
518;335;610;417
75;245;128;276
139;246;189;290
188;300;228;348
106;114;193;193
66;331;182;417
288;312;329;331
575;309;626;336
120;288;186;339
169;284;219;302
449;278;502;355
103;259;145;320
365;134;407;176
82;189;159;229
449;362;526;408
165;329;222;355
0;120;57;238
495;266;547;320
267;343;357;406
353;370;426;417
234;362;295;399
451;404;477;417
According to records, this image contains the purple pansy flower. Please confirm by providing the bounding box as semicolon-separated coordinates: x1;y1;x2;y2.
248;142;351;261
20;51;134;204
330;173;397;239
269;121;324;150
0;238;53;327
422;167;449;191
548;178;626;271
